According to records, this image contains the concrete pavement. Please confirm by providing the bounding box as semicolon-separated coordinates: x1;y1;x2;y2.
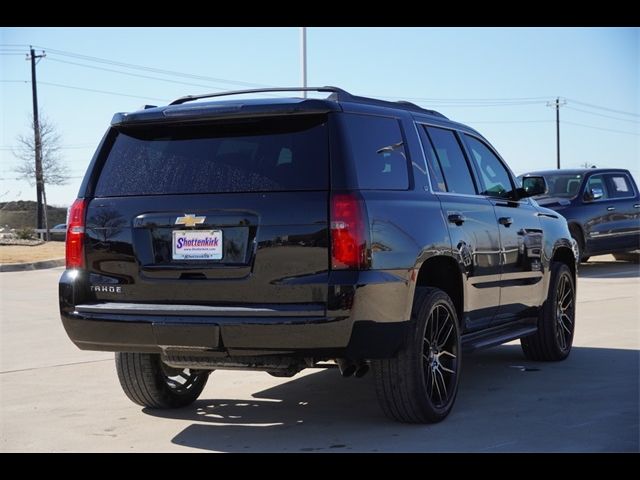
1;256;638;452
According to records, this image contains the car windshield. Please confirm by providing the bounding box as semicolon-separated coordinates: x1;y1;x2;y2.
520;173;584;198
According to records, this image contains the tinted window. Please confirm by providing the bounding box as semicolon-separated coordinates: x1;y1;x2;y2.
417;126;446;192
94;115;328;197
425;127;476;195
343;114;409;190
464;135;514;198
605;174;633;198
522;173;583;198
585;174;608;199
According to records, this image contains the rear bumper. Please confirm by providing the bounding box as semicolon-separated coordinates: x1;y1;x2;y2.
59;269;411;359
61;311;408;359
62;309;349;352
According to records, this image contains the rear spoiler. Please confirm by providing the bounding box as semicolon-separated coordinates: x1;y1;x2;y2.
111;98;340;126
111;85;446;126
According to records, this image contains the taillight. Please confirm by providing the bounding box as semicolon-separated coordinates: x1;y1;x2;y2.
330;192;369;270
66;198;87;269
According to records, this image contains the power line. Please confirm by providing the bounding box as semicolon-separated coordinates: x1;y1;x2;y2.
38;80;170;102
564;98;639;118
4;78;171;102
427;101;548;108
4;78;168;108
371;94;551;103
565;106;640;124
562;120;639;136
31;45;275;89
46;57;229;92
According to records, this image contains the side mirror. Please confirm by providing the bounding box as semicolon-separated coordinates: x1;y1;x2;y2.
584;187;604;202
519;176;547;198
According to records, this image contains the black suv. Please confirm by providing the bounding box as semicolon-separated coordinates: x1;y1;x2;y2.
519;169;640;263
60;87;578;423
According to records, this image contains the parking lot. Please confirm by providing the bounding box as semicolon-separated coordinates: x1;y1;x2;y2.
0;256;638;452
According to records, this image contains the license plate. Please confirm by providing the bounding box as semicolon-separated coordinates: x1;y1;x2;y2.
172;230;223;260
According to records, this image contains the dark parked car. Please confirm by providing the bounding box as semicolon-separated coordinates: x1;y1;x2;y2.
519;169;640;262
60;87;578;423
50;223;66;241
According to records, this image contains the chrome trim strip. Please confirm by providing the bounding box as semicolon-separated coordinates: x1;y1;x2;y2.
589;229;640;238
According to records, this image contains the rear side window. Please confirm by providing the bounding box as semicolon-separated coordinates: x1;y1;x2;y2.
424;127;477;195
605;173;633;198
94;115;328;197
342;114;409;190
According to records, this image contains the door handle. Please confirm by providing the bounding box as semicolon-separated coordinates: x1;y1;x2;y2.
448;213;465;225
634;204;639;208
499;217;513;227
607;206;616;211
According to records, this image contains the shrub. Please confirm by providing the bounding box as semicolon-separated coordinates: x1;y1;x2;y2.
16;228;35;240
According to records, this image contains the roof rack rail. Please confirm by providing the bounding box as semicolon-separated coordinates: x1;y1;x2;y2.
168;85;447;119
169;86;353;105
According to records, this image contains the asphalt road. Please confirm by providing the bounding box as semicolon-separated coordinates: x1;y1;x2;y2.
1;256;638;452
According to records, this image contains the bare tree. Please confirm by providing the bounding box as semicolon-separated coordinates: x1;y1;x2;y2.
13;114;70;240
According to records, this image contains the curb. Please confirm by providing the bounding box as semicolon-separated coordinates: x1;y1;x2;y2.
0;258;65;272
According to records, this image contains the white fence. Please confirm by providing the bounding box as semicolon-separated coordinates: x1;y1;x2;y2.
34;228;66;240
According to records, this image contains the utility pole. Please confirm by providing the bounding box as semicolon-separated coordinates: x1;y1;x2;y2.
27;46;46;229
300;27;307;98
547;97;566;169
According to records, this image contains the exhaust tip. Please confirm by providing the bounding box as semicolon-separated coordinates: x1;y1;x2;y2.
341;364;357;377
354;364;370;378
336;359;357;377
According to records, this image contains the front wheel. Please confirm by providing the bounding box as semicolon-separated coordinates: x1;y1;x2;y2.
372;288;461;423
569;226;589;263
115;353;209;408
521;262;576;361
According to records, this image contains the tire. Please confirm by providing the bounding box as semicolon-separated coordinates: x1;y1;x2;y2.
521;262;576;361
613;252;640;263
372;287;461;423
115;352;209;408
569;225;589;263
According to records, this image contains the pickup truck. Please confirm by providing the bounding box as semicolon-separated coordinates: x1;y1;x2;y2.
519;168;640;262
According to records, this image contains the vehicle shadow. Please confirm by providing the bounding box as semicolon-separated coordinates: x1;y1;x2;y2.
144;345;639;452
578;257;639;279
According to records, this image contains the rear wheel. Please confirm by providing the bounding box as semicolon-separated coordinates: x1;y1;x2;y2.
115;352;209;408
372;288;461;423
521;262;575;361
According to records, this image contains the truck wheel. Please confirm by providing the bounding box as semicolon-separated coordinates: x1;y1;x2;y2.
115;352;209;408
372;287;461;423
521;262;575;361
569;225;589;263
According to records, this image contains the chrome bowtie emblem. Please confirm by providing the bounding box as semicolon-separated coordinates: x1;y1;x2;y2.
175;214;206;228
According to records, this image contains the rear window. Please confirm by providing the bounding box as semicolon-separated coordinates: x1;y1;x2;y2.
605;173;634;198
94;115;328;196
342;114;409;190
